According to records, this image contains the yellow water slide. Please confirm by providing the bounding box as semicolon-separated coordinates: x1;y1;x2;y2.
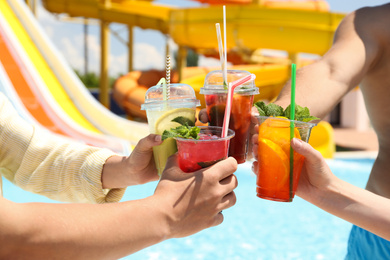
41;0;339;157
9;0;149;144
2;1;99;134
42;0;344;55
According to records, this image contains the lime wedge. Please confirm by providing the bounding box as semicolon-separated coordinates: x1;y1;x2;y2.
155;108;195;134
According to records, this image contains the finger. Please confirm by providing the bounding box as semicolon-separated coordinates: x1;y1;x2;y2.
291;138;323;164
252;161;258;175
219;174;238;195
218;191;237;212
251;106;259;116
211;211;224;227
134;134;162;154
198;108;209;123
208;157;238;181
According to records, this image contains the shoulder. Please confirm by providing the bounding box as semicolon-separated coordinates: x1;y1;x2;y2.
342;4;390;35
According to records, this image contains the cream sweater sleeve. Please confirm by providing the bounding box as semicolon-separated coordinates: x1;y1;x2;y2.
0;93;126;203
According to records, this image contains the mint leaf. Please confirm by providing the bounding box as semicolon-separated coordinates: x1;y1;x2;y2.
162;125;200;140
254;101;319;122
254;101;267;116
301;116;320;122
172;116;195;126
284;104;319;122
254;101;284;117
265;103;284;117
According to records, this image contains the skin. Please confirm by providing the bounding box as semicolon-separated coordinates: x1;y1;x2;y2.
275;3;390;199
0;134;238;259
249;3;390;241
253;137;390;241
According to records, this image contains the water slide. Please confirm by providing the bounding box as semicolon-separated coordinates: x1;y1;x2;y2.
8;0;149;144
0;0;143;154
44;0;343;119
40;0;338;157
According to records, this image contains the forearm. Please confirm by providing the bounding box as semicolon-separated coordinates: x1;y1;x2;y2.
311;178;390;241
0;196;170;259
101;155;132;189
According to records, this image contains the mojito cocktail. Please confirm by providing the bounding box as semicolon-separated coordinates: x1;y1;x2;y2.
141;83;200;175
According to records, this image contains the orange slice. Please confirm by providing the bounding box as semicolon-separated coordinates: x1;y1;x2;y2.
259;117;301;156
257;137;290;189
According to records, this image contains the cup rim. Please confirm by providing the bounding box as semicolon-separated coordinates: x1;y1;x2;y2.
174;126;235;142
255;115;318;127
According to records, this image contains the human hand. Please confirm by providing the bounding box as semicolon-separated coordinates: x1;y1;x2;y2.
198;108;209;124
124;134;163;185
154;154;238;239
290;138;336;202
102;134;162;189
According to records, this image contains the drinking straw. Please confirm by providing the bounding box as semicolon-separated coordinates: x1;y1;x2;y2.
289;63;296;202
221;74;256;138
223;5;228;88
215;23;227;86
166;55;171;99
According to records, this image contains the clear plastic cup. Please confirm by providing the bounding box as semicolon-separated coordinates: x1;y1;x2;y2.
175;126;235;172
200;70;259;164
256;116;316;202
141;83;200;175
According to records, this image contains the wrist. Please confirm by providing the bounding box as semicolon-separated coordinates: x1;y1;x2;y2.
144;195;172;241
311;176;344;209
102;155;132;189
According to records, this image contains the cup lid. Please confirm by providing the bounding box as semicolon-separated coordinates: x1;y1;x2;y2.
141;83;200;110
200;70;259;95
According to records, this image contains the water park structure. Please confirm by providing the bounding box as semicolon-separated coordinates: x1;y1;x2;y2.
2;0;350;157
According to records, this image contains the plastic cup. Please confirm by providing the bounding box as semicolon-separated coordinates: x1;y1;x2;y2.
200;70;258;164
175;126;235;172
141;83;200;175
256;116;316;202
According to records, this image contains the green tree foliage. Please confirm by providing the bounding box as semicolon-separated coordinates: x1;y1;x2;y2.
75;70;118;89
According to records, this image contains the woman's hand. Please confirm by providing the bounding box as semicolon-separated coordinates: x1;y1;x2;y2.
102;134;162;189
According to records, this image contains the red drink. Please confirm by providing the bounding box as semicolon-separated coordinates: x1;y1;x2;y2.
205;93;254;163
175;126;235;172
200;70;258;164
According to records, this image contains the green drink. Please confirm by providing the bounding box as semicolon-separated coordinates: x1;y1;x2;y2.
141;83;200;175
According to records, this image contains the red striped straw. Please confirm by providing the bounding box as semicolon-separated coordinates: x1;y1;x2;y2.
221;74;256;137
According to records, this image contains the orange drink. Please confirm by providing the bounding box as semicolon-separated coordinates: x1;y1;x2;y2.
256;116;316;202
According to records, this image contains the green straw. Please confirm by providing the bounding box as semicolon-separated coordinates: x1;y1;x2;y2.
289;63;296;202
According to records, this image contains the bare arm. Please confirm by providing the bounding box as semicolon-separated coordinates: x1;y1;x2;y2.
291;138;390;241
0;155;238;259
275;6;381;118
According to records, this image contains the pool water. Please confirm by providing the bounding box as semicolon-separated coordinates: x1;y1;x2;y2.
2;158;373;260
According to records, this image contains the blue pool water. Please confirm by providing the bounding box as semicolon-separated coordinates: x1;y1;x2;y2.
2;158;374;260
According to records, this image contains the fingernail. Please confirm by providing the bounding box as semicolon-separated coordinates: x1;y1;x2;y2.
155;135;162;142
292;138;304;148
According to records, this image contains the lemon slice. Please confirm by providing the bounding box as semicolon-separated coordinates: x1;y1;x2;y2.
155;108;195;135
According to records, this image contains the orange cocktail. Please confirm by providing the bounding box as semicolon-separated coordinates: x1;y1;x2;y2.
256;116;315;202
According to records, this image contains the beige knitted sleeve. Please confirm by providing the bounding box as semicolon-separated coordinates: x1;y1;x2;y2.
0;93;126;203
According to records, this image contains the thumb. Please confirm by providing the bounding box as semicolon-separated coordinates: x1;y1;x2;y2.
291;138;323;164
133;134;162;154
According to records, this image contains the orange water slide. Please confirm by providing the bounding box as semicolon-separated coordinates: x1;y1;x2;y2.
113;67;214;121
0;28;65;135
